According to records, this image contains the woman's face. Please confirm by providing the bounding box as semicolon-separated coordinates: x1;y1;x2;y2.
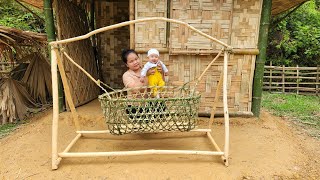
126;52;140;71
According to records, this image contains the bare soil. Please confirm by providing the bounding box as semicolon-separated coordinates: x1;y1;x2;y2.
0;100;319;179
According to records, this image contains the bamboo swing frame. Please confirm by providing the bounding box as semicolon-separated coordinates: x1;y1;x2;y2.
49;17;231;170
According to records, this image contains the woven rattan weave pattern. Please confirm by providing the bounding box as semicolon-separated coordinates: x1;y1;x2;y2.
99;86;201;135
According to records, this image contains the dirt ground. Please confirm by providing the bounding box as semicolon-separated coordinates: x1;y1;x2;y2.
0;100;319;179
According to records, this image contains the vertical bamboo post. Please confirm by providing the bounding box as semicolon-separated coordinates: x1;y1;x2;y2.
223;50;230;166
252;0;272;116
166;0;171;47
269;61;272;92
282;65;285;93
296;65;299;94
44;0;65;112
51;47;59;170
316;66;319;96
129;0;135;49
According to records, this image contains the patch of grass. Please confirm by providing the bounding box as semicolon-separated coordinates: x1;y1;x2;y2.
262;92;320;132
0;123;19;138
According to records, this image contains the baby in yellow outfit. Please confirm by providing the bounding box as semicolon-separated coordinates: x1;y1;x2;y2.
140;48;168;97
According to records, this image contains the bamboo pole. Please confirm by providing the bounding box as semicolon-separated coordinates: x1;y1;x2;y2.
51;47;59;170
62;133;82;153
129;0;135;49
316;66;319;96
223;50;230;166
252;0;272;117
206;132;222;152
49;17;231;49
206;132;226;162
296;65;299;94
76;128;211;134
166;0;171;47
62;51;110;98
208;72;223;129
282;65;285;93
44;0;64;112
269;61;272;92
59;150;224;157
196;50;223;82
135;48;169;53
136;48;259;55
55;49;81;130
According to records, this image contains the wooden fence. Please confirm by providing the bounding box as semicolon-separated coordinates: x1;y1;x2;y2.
263;65;320;96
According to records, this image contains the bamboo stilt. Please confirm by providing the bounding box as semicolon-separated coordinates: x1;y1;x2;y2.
55;49;80;130
51;47;59;170
223;51;230;166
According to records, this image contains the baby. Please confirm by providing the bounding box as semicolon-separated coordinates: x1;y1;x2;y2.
140;48;168;97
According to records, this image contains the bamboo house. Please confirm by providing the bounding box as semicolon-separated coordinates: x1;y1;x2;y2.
21;0;308;115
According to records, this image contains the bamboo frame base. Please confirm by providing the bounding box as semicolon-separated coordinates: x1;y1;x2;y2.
52;129;227;169
50;17;231;170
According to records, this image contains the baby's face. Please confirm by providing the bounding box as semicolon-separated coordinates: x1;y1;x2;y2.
148;54;159;64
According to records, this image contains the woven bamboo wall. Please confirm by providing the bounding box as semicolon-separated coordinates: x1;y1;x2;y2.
230;0;261;48
134;0;262;113
170;0;232;51
135;0;168;50
55;0;99;107
95;1;130;89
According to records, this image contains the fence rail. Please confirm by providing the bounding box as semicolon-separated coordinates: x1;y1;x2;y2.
263;65;320;96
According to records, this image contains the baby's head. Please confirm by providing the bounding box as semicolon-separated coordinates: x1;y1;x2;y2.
147;48;159;64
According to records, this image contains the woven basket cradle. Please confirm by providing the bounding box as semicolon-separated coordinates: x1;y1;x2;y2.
99;86;201;135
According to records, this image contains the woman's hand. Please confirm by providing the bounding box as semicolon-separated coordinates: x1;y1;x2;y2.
147;68;156;75
156;63;163;73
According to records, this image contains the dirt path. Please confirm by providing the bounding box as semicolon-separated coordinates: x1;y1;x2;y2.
0;100;319;179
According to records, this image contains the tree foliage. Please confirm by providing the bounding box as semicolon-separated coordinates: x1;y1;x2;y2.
267;0;320;67
0;0;45;33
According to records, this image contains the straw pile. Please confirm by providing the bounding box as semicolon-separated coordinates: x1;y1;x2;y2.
0;78;39;125
21;52;52;104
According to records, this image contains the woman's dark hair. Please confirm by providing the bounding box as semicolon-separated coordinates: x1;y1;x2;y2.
121;49;138;64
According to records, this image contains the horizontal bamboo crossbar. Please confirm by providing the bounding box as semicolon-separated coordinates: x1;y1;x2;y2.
263;86;317;91
264;76;317;80
170;49;259;55
49;17;232;49
265;66;319;70
76;129;212;134
59;150;225;157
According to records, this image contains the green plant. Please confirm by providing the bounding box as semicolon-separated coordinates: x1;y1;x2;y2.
0;0;45;32
262;92;320;133
267;0;320;66
0;123;19;138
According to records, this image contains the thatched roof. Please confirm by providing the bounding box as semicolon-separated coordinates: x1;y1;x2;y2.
272;0;308;15
0;26;47;63
19;0;309;16
19;0;43;9
0;26;47;46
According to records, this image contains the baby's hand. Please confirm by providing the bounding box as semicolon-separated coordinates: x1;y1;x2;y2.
140;76;145;83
